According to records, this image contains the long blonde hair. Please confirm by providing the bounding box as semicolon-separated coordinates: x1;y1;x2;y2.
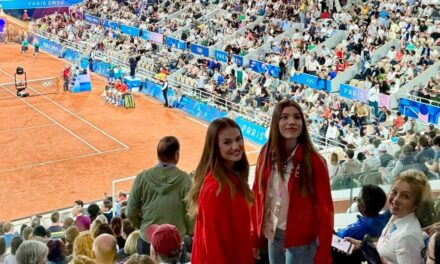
187;118;253;218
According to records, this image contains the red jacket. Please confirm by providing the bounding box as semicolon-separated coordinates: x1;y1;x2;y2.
192;172;254;264
250;143;334;264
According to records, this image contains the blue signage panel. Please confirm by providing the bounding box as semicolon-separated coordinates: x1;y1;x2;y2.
190;43;210;57
214;50;228;63
165;37;187;50
232;54;244;67
64;48;79;62
234;117;267;145
399;98;440;125
179;96;227;122
290;73;331;92
249;60;280;78
93;61;109;77
142;30;164;44
0;0;83;9
38;37;64;57
120;24;140;37
80;57;89;69
339;84;369;103
85;14;101;25
103;20;119;31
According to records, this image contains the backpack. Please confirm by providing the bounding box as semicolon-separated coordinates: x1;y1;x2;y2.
124;94;135;109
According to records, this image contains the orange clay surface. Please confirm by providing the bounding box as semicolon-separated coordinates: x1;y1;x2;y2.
0;44;260;221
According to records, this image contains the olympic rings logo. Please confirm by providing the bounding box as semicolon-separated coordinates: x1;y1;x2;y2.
41;80;54;87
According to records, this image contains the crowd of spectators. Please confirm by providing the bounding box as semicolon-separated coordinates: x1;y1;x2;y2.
31;0;440;153
411;73;440;105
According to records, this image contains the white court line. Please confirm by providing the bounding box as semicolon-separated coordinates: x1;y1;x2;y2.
0;68;129;150
0;147;127;174
0;123;56;134
0;84;102;153
185;116;209;128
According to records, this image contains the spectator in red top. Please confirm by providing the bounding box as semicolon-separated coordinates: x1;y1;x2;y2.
108;80;128;106
188;118;254;264
321;9;329;19
336;58;349;73
393;112;405;129
62;65;71;92
251;99;334;264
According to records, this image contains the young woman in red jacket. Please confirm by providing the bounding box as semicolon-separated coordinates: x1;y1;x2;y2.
251;99;334;264
188;118;254;264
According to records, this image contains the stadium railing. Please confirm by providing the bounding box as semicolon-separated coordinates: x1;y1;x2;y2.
392;61;440;109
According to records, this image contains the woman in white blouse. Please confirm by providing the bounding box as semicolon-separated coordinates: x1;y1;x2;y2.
346;169;433;264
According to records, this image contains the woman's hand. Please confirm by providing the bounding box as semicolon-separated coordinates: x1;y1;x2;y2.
344;237;362;251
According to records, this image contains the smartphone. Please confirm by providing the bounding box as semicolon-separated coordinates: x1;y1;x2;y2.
331;234;353;254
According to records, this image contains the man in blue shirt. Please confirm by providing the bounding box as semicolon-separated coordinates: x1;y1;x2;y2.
337;184;389;240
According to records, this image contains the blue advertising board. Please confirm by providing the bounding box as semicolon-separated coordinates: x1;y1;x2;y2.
399;98;440;125
64;48;79;62
80;57;89;69
141;30;164;44
93;61;109;77
235;117;267;145
103;20;119;31
232;54;244;67
85;14;101;25
120;24;140;37
165;37;187;50
38;37;64;57
290;73;331;92
179;96;227;122
339;84;369;103
142;80;175;104
190;43;210;57
214;50;228;63
0;0;83;9
249;60;280;78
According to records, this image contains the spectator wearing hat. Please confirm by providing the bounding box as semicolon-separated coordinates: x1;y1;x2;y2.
146;224;188;264
126;136;193;256
378;145;394;168
361;145;381;173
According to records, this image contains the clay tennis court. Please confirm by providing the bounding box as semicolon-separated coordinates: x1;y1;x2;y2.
0;43;260;221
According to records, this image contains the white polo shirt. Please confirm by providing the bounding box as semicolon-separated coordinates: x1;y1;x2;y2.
377;212;424;264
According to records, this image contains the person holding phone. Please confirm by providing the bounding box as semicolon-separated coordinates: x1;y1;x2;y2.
251;99;334;264
345;169;433;264
188;118;254;264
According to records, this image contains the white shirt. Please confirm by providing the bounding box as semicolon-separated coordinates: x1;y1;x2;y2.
263;146;298;239
377;213;424;264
